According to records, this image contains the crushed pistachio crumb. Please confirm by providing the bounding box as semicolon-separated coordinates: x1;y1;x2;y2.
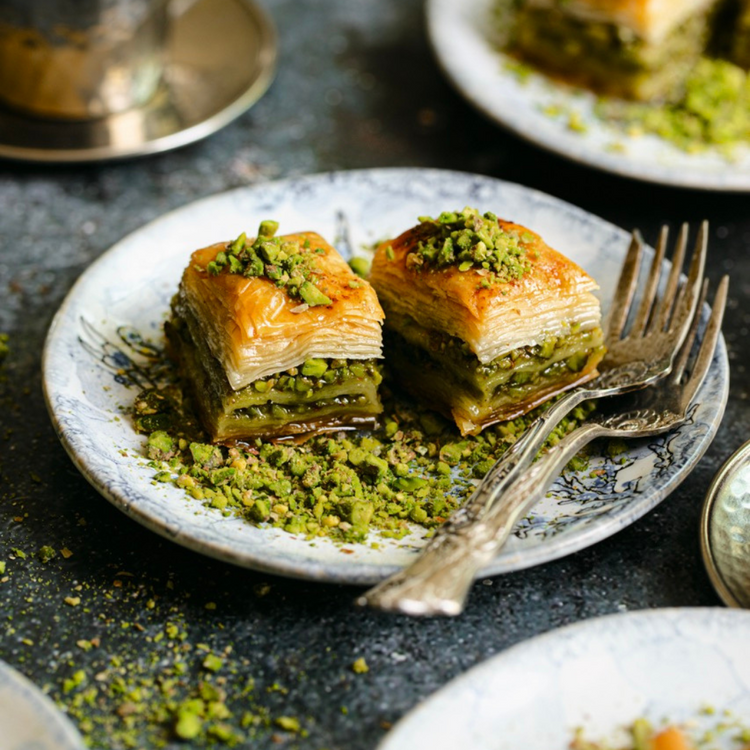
348;256;371;278
133;373;595;544
202;654;223;673
36;545;56;564
407;208;531;282
275;716;301;733
593;58;750;156
351;657;369;674
206;220;332;307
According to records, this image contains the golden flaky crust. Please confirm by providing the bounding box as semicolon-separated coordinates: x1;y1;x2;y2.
179;231;384;390
369;219;601;364
523;0;715;41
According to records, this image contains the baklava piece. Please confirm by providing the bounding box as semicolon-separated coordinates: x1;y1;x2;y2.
167;221;385;442
512;0;719;100
369;209;605;436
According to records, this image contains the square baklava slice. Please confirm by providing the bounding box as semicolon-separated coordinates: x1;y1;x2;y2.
512;0;718;100
369;209;605;436
167;222;385;442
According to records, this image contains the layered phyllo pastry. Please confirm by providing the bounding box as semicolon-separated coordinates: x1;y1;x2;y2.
167;221;385;442
512;0;718;100
369;209;605;436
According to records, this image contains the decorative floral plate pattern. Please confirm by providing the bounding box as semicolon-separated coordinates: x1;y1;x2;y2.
426;0;750;191
0;659;84;750
42;169;728;584
378;608;750;750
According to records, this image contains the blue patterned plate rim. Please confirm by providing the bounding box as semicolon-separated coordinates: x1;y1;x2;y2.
42;168;729;585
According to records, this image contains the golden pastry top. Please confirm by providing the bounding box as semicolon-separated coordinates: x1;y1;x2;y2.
179;231;384;389
370;218;601;364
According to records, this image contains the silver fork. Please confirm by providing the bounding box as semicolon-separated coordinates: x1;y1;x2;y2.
359;276;727;616
360;224;708;614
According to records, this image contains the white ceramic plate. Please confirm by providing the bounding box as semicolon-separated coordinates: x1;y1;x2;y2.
0;660;84;750
426;0;750;191
378;608;750;750
42;168;728;585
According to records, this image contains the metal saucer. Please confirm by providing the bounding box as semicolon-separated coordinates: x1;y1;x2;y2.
0;0;277;163
700;438;750;609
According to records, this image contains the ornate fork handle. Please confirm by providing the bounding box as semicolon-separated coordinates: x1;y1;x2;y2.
358;420;609;615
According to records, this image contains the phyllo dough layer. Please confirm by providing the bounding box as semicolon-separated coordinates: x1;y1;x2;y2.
369;210;605;435
180;231;384;390
170;226;385;441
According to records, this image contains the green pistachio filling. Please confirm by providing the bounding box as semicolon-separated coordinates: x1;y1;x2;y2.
165;313;382;442
406;208;532;282
389;312;598;388
384;327;605;432
203;220;332;307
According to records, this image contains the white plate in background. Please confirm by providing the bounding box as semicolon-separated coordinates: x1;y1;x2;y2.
427;0;750;191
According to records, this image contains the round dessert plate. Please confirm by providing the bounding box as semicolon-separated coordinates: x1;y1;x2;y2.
427;0;750;191
378;608;750;750
42;168;729;585
0;659;85;750
0;0;276;163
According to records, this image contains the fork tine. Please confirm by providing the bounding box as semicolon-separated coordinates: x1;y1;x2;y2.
671;278;708;384
605;231;643;340
682;275;727;405
631;225;668;336
668;220;707;335
650;223;688;331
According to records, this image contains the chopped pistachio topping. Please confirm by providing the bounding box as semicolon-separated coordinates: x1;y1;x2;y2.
206;221;332;307
348;256;371;278
407;207;531;282
0;333;8;361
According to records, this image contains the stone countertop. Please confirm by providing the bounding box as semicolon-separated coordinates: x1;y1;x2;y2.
0;1;748;748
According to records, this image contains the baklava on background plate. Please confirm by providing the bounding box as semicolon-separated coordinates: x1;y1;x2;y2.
513;0;719;100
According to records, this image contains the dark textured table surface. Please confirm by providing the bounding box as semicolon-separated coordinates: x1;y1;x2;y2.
1;1;749;748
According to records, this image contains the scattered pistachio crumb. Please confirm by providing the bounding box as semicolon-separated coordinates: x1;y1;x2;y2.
36;546;56;564
351;657;369;674
202;654;224;673
275;716;301;733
